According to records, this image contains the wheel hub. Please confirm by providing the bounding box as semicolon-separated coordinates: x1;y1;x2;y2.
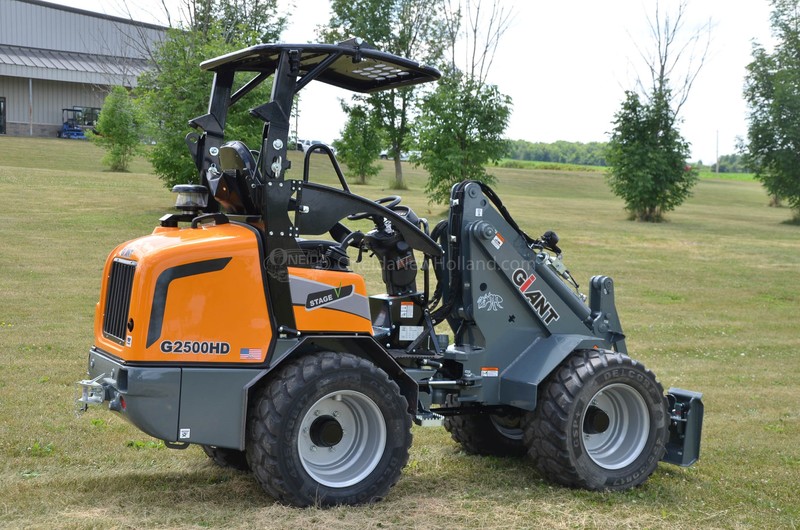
298;390;387;488
310;416;344;447
583;405;611;435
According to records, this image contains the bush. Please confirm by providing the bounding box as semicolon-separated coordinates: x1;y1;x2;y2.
90;86;142;172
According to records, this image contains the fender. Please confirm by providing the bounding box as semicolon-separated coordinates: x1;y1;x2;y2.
498;334;611;411
266;335;419;415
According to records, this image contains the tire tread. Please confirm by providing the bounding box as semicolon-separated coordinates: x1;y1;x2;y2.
246;351;411;506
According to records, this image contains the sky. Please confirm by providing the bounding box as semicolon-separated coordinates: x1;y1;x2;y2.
54;0;775;163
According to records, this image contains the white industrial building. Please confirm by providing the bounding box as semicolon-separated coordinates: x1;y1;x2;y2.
0;0;165;136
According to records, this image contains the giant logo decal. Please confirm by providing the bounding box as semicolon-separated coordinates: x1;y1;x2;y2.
512;268;560;325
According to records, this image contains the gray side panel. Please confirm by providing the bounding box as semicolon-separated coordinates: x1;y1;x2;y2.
124;367;182;441
498;334;599;410
0;76;106;124
1;0;164;58
178;368;267;450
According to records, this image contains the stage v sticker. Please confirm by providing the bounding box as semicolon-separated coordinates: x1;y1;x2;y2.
512;268;560;325
306;284;354;310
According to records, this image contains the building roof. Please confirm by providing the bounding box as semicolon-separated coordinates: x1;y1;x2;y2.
17;0;168;31
0;44;150;87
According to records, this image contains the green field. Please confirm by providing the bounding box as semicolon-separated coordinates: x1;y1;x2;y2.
1;136;798;529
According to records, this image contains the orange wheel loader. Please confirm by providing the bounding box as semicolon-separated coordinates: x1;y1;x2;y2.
78;40;703;507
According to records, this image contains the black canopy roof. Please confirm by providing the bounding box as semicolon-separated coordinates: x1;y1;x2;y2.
200;41;441;93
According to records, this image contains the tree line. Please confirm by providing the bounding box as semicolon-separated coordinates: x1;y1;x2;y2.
505;139;750;174
90;0;800;223
506;139;609;166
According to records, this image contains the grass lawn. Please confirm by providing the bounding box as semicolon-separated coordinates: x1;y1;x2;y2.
1;136;798;529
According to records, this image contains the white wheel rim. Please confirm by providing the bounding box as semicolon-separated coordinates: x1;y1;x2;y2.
298;390;386;488
581;383;650;470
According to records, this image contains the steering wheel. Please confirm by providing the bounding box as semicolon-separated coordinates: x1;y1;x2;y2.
346;195;402;221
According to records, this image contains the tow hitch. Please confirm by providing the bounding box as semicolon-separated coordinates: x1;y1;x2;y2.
663;387;704;466
76;373;106;412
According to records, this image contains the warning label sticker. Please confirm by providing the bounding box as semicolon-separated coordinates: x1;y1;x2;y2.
400;302;414;319
399;326;423;341
491;233;505;249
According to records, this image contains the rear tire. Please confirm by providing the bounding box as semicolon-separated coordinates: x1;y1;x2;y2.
246;352;412;507
523;349;669;490
200;445;249;471
444;395;527;457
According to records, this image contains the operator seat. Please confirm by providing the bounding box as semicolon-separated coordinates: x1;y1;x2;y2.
215;141;348;270
209;141;260;215
218;140;258;177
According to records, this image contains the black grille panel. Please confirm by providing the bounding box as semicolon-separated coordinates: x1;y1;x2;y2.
103;258;136;344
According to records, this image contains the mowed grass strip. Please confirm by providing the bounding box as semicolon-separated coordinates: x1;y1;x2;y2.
0;136;798;529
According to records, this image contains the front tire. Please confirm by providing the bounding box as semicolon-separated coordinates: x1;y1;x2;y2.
523;349;669;490
246;352;412;507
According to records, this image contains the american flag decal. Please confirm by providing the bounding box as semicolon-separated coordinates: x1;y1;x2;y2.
240;348;262;360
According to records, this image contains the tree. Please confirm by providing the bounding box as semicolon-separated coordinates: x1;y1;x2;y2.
137;0;286;188
138;27;233;187
333;104;385;184
743;0;800;221
415;0;512;203
632;0;711;116
606;90;697;222
606;0;707;221
91;86;142;172
417;70;510;204
321;0;448;189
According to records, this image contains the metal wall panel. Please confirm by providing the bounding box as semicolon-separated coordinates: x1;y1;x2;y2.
0;75;106;127
0;76;28;122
